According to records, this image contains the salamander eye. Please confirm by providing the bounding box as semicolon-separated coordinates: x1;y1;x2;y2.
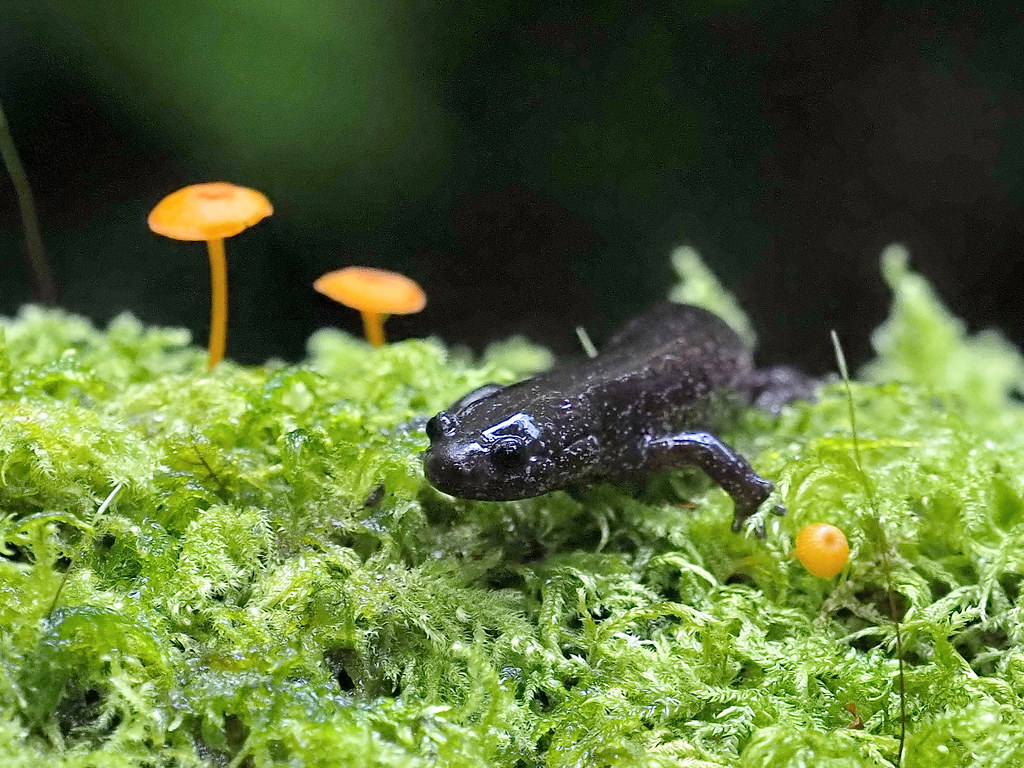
425;417;440;441
489;438;528;469
426;412;453;441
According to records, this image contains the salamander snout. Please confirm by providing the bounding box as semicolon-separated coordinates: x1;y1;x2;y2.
423;407;568;501
422;439;501;500
422;430;561;501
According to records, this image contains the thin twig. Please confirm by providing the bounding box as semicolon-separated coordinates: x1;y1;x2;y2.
0;97;57;304
831;331;906;765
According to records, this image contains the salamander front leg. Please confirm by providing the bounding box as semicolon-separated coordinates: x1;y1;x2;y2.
644;431;782;536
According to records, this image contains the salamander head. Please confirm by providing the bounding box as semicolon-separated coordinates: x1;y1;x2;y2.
422;400;598;501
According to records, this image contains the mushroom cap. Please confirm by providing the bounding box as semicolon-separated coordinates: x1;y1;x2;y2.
314;266;426;315
148;182;273;241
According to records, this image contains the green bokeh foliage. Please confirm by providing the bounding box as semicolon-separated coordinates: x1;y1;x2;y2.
47;0;451;220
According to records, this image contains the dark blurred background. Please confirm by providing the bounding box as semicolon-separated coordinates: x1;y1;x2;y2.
2;0;1022;371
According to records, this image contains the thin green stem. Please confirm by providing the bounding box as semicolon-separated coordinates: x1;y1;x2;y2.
46;483;123;621
574;326;598;358
831;331;906;766
0;98;57;304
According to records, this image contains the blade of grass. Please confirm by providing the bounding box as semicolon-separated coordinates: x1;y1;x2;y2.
46;482;124;620
831;330;906;766
574;326;598;359
0;97;57;304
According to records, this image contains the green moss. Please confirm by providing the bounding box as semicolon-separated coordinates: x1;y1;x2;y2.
2;256;1024;767
669;245;758;347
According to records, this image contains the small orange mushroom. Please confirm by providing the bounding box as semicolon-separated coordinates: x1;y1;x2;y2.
795;522;850;578
148;182;272;369
314;266;425;347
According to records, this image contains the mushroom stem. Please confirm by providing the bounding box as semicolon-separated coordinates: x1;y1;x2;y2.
205;237;229;369
361;311;386;347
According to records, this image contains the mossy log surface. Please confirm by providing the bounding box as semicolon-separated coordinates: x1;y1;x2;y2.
1;251;1023;767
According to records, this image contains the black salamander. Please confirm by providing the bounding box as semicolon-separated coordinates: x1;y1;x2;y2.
423;303;817;534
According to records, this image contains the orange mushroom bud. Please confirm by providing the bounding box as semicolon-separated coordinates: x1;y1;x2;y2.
795;522;849;579
314;266;426;347
148;182;272;369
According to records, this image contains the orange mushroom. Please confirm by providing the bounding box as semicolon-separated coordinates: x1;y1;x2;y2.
314;266;425;347
148;182;272;369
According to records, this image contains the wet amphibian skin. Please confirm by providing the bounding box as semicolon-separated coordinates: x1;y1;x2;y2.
423;302;817;534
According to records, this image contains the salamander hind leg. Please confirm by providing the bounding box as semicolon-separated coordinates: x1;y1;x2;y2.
745;366;823;415
644;431;782;536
